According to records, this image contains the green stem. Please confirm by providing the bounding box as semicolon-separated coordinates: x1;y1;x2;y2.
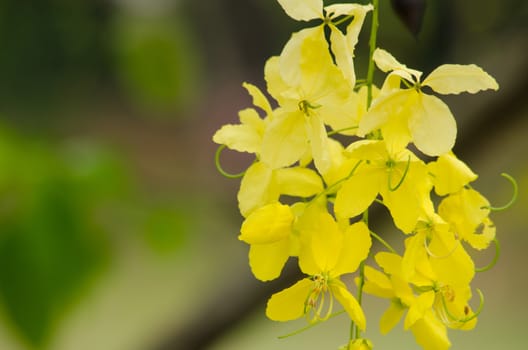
370;230;397;254
354;261;366;339
366;0;379;108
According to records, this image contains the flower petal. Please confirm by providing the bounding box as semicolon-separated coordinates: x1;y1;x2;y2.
212;109;263;154
405;290;435;329
261;110;308;169
237;162;278;217
362;265;394;299
427;152;478;196
332;280;366;331
276;0;323;21
329;25;356;87
408;94;456;156
333;221;372;275
300;210;342;272
438;188;494;250
423;64;498;95
243;82;272;116
249;238;291;281
380;301;406;334
410;312;451;350
373;48;422;81
280;27;323;86
239;202;293;244
306;114;331;173
264;56;290;104
266;278;313;321
358;89;414;138
275;166;323;198
334;171;381;219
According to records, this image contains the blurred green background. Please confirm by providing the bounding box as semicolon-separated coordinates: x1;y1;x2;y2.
0;0;526;349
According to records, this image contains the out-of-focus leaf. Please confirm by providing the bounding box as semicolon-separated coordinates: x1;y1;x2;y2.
143;206;190;255
0;130;115;348
112;15;203;114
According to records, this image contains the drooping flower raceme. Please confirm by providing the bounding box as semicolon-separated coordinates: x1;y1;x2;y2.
212;1;514;349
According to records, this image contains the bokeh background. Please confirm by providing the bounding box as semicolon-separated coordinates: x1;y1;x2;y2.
0;0;526;349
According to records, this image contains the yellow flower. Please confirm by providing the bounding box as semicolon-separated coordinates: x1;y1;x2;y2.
266;209;371;329
276;0;372;87
377;252;478;332
427;152;478;196
438;187;495;250
262;31;360;173
239;202;298;281
237;161;323;217
359;48;498;156
362;254;452;350
212;82;270;155
334;140;431;233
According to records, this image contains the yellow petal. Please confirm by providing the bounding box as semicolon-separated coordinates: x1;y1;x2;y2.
405;290;435;330
375;252;403;277
343;4;372;52
280;27;323;86
429;235;475;287
401;234;427;281
266;278;313;321
428;152;477;196
212;110;262;154
321;139;359;187
373;48;422;81
329;25;355;87
332;280;367;331
264;56;290;103
306;114;331;174
408;93;456;156
239;202;293;244
248;238;291;281
410;312;451;350
382;160;433;233
300;210;343;272
334;171;381;219
391;275;415;306
261;110;308;169
333;221;372;275
423;64;499;95
242;82;272;116
358;89;414;138
299;28;336;93
438;188;494;250
362;265;394;299
380;301;406;334
237;162;278;217
275;166;323;197
276;0;323;21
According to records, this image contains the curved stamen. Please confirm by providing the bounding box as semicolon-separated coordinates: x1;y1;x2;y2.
327;125;359;136
370;230;397;254
278;310;346;339
388;155;411;191
483;173;518;211
308;160;363;206
424;235;459;259
475;238;501;272
441;288;484;324
214;145;248;179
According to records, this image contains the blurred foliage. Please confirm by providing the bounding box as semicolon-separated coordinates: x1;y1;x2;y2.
0;0;110;113
0;126;191;349
0;128;115;348
0;0;204;118
112;14;203;115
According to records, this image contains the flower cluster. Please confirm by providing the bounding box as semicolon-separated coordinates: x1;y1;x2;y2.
213;1;515;349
